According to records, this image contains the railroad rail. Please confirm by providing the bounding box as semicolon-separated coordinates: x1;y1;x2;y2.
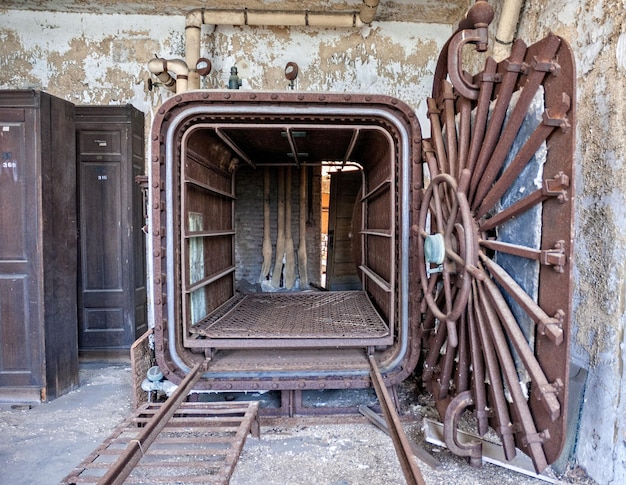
62;354;432;485
368;354;427;485
61;361;260;485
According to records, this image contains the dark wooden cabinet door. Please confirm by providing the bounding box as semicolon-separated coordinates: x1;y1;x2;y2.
76;107;146;353
0;91;78;402
0;109;40;393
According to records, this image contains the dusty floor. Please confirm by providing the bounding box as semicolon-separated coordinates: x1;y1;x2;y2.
0;363;596;485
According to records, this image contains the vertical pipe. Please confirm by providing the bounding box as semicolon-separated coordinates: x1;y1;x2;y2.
271;168;286;289
260;168;272;282
185;9;203;90
298;167;308;288
359;0;380;25
493;0;525;61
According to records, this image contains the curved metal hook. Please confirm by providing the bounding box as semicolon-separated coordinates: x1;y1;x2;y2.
443;1;494;100
443;390;482;467
447;29;485;100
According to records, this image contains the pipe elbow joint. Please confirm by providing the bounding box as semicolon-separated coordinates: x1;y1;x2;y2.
165;59;190;77
147;58;189;93
186;8;203;28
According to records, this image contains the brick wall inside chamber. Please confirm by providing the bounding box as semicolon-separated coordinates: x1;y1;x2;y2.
234;165;321;290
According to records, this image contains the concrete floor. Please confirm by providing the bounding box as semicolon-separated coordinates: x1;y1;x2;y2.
0;363;596;485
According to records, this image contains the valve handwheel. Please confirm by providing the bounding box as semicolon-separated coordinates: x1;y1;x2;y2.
417;170;478;348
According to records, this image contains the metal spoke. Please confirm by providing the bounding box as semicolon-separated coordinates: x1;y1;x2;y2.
479;263;563;420
467;293;489;436
468;40;528;206
456;96;471;179
442;81;458;178
472;36;561;210
480;253;564;345
478;171;570;232
428;96;449;175
476;279;549;472
476;122;556;219
471;279;517;460
466;57;497;175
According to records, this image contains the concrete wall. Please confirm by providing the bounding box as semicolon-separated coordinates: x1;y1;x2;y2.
2;2;625;482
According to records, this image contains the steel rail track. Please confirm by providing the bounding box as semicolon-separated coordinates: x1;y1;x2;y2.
368;354;427;485
61;361;260;485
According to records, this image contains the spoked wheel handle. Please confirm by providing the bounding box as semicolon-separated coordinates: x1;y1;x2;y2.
416;169;479;348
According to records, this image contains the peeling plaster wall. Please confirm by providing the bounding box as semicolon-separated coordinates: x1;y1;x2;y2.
0;9;450;130
0;10;184;107
515;1;626;483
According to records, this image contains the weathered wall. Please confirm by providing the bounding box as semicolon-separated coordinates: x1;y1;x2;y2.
515;1;626;483
0;9;450;129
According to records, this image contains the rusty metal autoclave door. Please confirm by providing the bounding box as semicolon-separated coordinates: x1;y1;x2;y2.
416;1;575;473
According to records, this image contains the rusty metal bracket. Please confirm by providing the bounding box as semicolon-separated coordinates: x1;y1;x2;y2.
504;59;529;74
542;93;571;132
478;71;503;83
540;241;567;272
543;172;570;202
537;309;565;341
521;429;551;447
531;56;561;76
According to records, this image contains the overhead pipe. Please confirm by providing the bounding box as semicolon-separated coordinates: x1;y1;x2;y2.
147;57;189;93
185;2;380;90
493;0;525;61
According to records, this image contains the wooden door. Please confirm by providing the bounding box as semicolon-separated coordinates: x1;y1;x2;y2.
0;107;41;397
0;91;78;402
76;106;146;353
325;170;362;290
